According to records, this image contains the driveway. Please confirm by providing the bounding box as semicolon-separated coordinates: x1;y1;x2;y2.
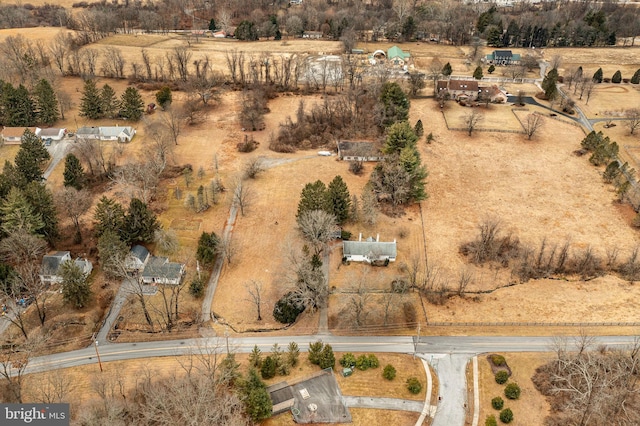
427;353;471;426
44;138;72;179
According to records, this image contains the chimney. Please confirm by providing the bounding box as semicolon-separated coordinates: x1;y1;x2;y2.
359;233;362;241
376;233;379;242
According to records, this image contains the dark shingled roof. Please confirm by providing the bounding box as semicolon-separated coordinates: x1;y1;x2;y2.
141;256;184;280
130;245;150;262
41;251;70;275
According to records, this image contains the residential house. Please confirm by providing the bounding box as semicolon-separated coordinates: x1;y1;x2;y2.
337;141;384;162
213;30;227;38
40;251;93;285
38;128;66;142
98;126;136;143
125;245;150;273
141;256;185;285
302;31;323;39
446;80;480;100
386;46;411;67
76;126;101;140
1;127;39;145
343;233;397;264
485;50;521;66
478;85;507;103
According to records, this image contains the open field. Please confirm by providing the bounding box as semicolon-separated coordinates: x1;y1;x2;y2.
571;83;640;119
443;104;525;132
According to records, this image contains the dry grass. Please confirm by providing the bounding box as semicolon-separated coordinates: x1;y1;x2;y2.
570;83;640;119
443;104;525;132
477;352;553;426
265;408;420;426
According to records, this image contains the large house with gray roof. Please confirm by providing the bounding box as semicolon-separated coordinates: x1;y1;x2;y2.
40;251;93;285
141;256;185;286
76;126;136;143
343;234;397;264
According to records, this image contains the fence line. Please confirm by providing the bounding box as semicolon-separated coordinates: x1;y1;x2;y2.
426;321;640;327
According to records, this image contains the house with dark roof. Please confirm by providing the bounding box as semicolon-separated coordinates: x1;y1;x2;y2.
337;141;384;162
38;128;66;142
437;80;480;100
485;50;521;66
125;245;150;273
76;126;101;140
141;256;185;286
1;127;39;145
343;233;397;264
40;251;93;285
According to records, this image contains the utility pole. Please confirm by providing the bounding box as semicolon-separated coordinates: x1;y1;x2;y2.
92;334;103;372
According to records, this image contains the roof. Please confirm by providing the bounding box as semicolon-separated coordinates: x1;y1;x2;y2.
39;128;65;137
494;50;513;57
387;46;410;59
448;80;478;92
76;126;100;136
130;245;150;262
99;126;134;137
436;80;448;92
2;127;37;138
337;141;380;157
141;256;184;280
343;240;397;258
41;251;70;275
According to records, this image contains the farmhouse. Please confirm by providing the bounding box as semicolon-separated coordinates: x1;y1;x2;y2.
478;85;507;103
486;50;521;66
1;127;39;144
125;245;150;273
437;79;480;100
343;234;397;264
38;128;66;142
141;256;185;285
386;45;411;67
337;141;384;162
40;251;93;285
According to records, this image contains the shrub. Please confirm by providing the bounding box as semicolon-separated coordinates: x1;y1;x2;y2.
273;292;305;323
499;408;513;423
485;415;498;426
339;353;357;368
383;364;396;380
189;277;205;298
612;70;622;83
631;69;640;84
237;135;259;152
356;354;371;370
340;230;352;240
504;383;521;400
491;354;506;366
491;396;504;410
495;371;509;384
349;161;363;175
406;377;422;394
261;356;276;379
367;354;379;368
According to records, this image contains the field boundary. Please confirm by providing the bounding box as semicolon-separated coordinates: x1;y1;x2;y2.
426;321;640;327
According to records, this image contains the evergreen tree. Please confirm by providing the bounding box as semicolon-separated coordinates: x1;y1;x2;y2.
473;66;484;80
414;119;424;137
611;70;622;83
6;84;36;126
318;344;336;369
119;87;144;121
287;342;300;367
235;20;259;41
14;129;50;184
384;121;419;154
97;230;129;279
123;198;160;244
249;345;263;368
23;181;58;242
379;82;410;127
208;18;217;31
100;84;119;119
59;260;92;308
155;86;172;110
0;161;25;196
399;145;428;202
196;231;219;266
240;369;272;421
297;180;329;218
0;187;44;235
326;176;351;225
442;62;452;77
93;196;126;239
542;68;559;100
631;69;640;84
33;79;59;126
593;67;603;83
488;65;496;74
79;79;103;119
63;153;85;190
260;356;276;379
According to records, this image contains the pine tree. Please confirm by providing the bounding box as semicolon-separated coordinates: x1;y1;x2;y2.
155;86;172;110
297;180;329;218
249;345;263;368
97;230;129;279
23;181;58;242
79;79;103;119
59;260;92;308
473;66;484;80
326;175;351;225
384;121;418;154
119;87;144;121
208;18;217;31
34;79;59;126
123;198;159;244
631;69;640;84
0;187;44;235
196;231;219;266
611;70;622;83
14;129;50;184
488;65;496;74
379;82;410;127
414;119;424;137
93;196;126;239
542;68;559;100
6;84;36;126
63;153;85;190
593;67;603;83
399;145;428;202
441;62;452;76
100;84;119;119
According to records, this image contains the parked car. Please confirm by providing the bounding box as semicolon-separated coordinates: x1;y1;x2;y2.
44;138;52;146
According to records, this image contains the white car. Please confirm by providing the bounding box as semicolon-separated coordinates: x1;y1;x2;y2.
317;151;332;156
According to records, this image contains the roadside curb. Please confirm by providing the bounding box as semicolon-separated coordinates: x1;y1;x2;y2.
472;356;479;426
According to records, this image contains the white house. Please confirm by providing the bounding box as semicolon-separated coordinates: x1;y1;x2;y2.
141;256;185;286
343;234;397;264
125;245;150;273
76;126;101;140
99;126;136;143
40;251;93;285
1;127;39;145
38;128;66;142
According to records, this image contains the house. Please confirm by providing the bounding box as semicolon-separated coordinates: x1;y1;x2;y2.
439;79;480;100
98;126;136;143
486;50;521;66
337;141;384;162
141;256;185;285
386;45;411;67
38;128;66;142
1;127;39;145
478;85;507;103
40;251;93;285
125;245;150;273
343;233;397;264
213;30;227;38
302;31;323;39
290;0;303;4
76;126;101;140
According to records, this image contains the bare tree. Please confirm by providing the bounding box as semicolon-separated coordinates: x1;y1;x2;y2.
549;55;562;71
584;79;596;104
427;59;443;94
625;108;640;135
56;187;93;243
110;156;164;204
27;368;75;403
243;157;264;180
232;179;252;216
173;45;192;82
464;109;483;136
244;280;263;321
0;337;43;403
523;113;544;140
49;31;70;75
382;291;397;325
344;275;372;328
217;234;238;266
101;46;125;79
456;267;473;296
74;138;118;176
297;209;338;256
282;245;328;311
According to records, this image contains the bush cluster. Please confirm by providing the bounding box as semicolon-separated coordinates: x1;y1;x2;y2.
382;364;396;380
406;377;422;394
495;371;509;384
491;396;504;410
505;383;521;400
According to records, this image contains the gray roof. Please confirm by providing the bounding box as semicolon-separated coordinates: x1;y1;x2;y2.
337;141;380;157
39;128;64;137
343;240;397;257
130;245;149;262
77;126;100;135
494;50;513;58
41;251;70;275
99;126;134;137
141;256;184;280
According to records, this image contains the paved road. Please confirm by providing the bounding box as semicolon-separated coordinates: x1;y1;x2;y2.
95;278;135;344
427;353;470;426
44;138;72;179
